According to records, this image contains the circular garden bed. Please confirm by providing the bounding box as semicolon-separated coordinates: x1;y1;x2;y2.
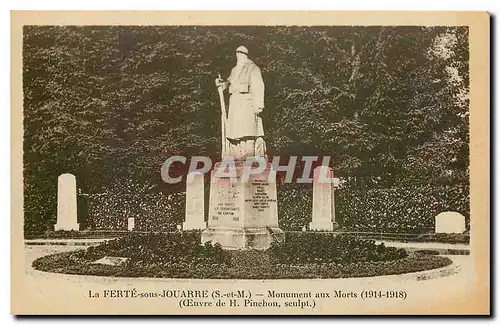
32;232;452;279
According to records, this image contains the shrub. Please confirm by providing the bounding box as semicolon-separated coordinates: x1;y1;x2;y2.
269;233;408;265
71;232;230;266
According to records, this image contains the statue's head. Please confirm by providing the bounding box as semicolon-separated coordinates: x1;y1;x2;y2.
235;45;249;63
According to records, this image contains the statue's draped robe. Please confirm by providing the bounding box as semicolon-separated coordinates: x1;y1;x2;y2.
225;60;265;141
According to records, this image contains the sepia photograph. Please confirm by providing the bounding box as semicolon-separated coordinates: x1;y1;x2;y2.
11;11;489;315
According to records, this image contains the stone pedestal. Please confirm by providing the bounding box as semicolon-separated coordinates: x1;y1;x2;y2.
309;166;338;231
183;172;207;230
201;162;284;250
54;173;79;231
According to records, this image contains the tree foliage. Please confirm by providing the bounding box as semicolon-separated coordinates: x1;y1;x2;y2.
23;26;469;234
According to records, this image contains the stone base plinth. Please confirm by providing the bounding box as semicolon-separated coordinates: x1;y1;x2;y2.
183;221;207;231
203;161;285;250
54;223;79;231
201;227;284;250
309;222;338;231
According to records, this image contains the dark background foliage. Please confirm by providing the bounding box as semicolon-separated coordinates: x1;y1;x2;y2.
23;26;469;236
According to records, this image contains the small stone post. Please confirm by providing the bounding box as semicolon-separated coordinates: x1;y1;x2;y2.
54;173;79;231
183;172;207;230
435;211;466;234
309;166;338;231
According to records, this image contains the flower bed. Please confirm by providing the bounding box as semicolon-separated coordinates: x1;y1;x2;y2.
32;232;452;279
269;233;408;264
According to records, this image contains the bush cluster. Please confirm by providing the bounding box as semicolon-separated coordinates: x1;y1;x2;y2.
269;233;408;265
69;232;230;267
270;254;451;279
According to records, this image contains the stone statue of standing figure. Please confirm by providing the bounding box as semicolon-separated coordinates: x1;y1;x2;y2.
215;46;267;161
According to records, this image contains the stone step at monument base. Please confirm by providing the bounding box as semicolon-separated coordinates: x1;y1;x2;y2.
182;220;207;231
309;221;338;231
201;227;284;250
54;223;80;231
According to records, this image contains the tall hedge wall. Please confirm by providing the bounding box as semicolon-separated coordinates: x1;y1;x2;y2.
72;183;469;234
